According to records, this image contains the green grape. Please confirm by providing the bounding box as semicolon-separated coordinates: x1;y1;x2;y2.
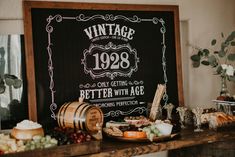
150;125;155;131
153;128;160;135
50;139;58;145
35;143;41;149
30;145;35;150
40;137;46;143
44;143;52;148
45;135;51;141
142;127;149;132
157;132;162;136
149;133;155;142
33;135;42;141
25;146;30;151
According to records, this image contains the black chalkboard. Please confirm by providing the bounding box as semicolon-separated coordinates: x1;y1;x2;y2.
23;2;183;126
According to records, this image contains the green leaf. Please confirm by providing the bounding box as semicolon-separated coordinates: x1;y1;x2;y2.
201;60;210;65
216;65;222;74
0;47;4;54
229;76;235;82
197;50;203;56
5;77;14;86
191;54;200;62
231;41;235;46
4;74;17;80
0;85;5;94
13;79;22;89
4;74;18;86
0;77;4;86
208;55;218;67
221;42;229;51
225;31;235;43
211;39;216;46
192;61;200;68
203;49;210;56
227;53;235;61
208;55;216;63
218;50;226;57
221;42;226;52
221;32;224;38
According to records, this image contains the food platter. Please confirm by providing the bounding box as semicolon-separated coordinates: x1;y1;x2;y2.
103;116;180;143
0;129;101;157
104;132;179;142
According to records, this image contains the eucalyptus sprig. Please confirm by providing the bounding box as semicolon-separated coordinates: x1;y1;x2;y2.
190;31;235;82
0;74;22;94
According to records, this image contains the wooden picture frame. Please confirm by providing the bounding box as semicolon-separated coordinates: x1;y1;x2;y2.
23;1;183;124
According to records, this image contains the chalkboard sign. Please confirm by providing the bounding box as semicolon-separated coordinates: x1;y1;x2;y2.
23;1;183;126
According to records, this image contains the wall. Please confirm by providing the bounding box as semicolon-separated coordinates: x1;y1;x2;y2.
0;0;235;109
180;0;235;109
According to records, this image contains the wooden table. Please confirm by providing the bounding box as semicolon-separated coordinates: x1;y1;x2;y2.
2;128;235;157
83;128;235;157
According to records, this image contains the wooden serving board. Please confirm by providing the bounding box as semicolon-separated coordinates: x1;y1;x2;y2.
2;140;100;157
104;133;179;142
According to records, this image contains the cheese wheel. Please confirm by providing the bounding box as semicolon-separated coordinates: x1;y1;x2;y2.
123;131;147;138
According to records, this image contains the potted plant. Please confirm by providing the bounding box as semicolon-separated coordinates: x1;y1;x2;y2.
190;31;235;100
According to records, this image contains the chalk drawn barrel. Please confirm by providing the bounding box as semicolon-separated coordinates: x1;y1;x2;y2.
57;101;103;133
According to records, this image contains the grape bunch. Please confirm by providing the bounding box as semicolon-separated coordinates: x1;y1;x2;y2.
141;125;161;142
46;127;92;146
46;128;72;145
69;130;92;143
24;135;58;151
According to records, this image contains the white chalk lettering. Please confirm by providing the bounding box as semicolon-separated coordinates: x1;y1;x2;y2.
80;88;113;99
116;100;138;106
130;86;144;96
84;23;135;40
113;88;129;96
111;81;128;87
